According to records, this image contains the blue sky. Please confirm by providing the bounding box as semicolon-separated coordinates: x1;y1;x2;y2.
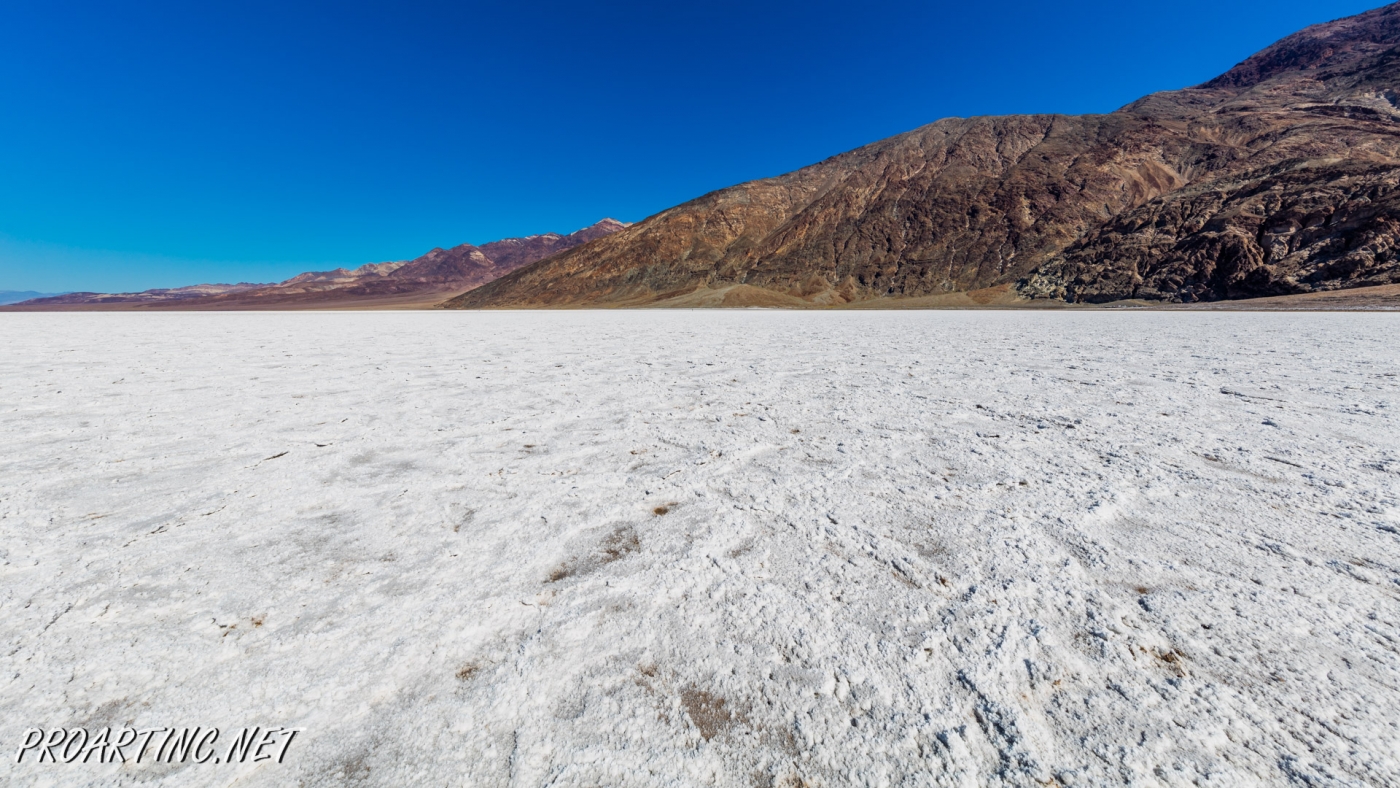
0;0;1384;292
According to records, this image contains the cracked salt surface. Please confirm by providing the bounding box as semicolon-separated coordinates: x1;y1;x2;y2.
2;310;1398;787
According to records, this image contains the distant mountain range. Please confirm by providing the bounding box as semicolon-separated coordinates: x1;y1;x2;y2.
0;290;67;306
11;219;627;310
447;2;1400;308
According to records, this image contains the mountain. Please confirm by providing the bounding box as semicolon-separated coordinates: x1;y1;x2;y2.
446;3;1400;308
0;290;67;305
20;283;271;306
13;219;628;310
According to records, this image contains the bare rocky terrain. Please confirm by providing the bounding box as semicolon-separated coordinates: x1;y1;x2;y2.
448;3;1400;309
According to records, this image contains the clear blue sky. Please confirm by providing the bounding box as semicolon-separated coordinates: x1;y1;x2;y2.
0;0;1385;292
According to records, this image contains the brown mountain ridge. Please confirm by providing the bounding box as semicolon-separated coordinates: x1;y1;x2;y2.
15;219;627;310
446;2;1400;308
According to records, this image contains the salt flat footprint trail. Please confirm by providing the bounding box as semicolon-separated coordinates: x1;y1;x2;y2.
1;311;1397;787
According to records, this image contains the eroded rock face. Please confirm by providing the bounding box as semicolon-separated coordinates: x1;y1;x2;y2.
1021;161;1400;302
449;3;1400;308
1021;7;1400;303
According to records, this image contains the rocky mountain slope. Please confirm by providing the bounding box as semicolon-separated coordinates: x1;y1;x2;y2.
446;3;1400;308
15;219;627;309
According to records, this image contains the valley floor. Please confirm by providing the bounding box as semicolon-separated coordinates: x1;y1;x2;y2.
2;311;1398;787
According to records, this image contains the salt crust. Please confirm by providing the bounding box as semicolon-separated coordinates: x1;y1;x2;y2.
1;311;1397;786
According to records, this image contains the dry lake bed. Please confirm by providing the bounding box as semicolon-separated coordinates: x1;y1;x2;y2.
2;311;1397;787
